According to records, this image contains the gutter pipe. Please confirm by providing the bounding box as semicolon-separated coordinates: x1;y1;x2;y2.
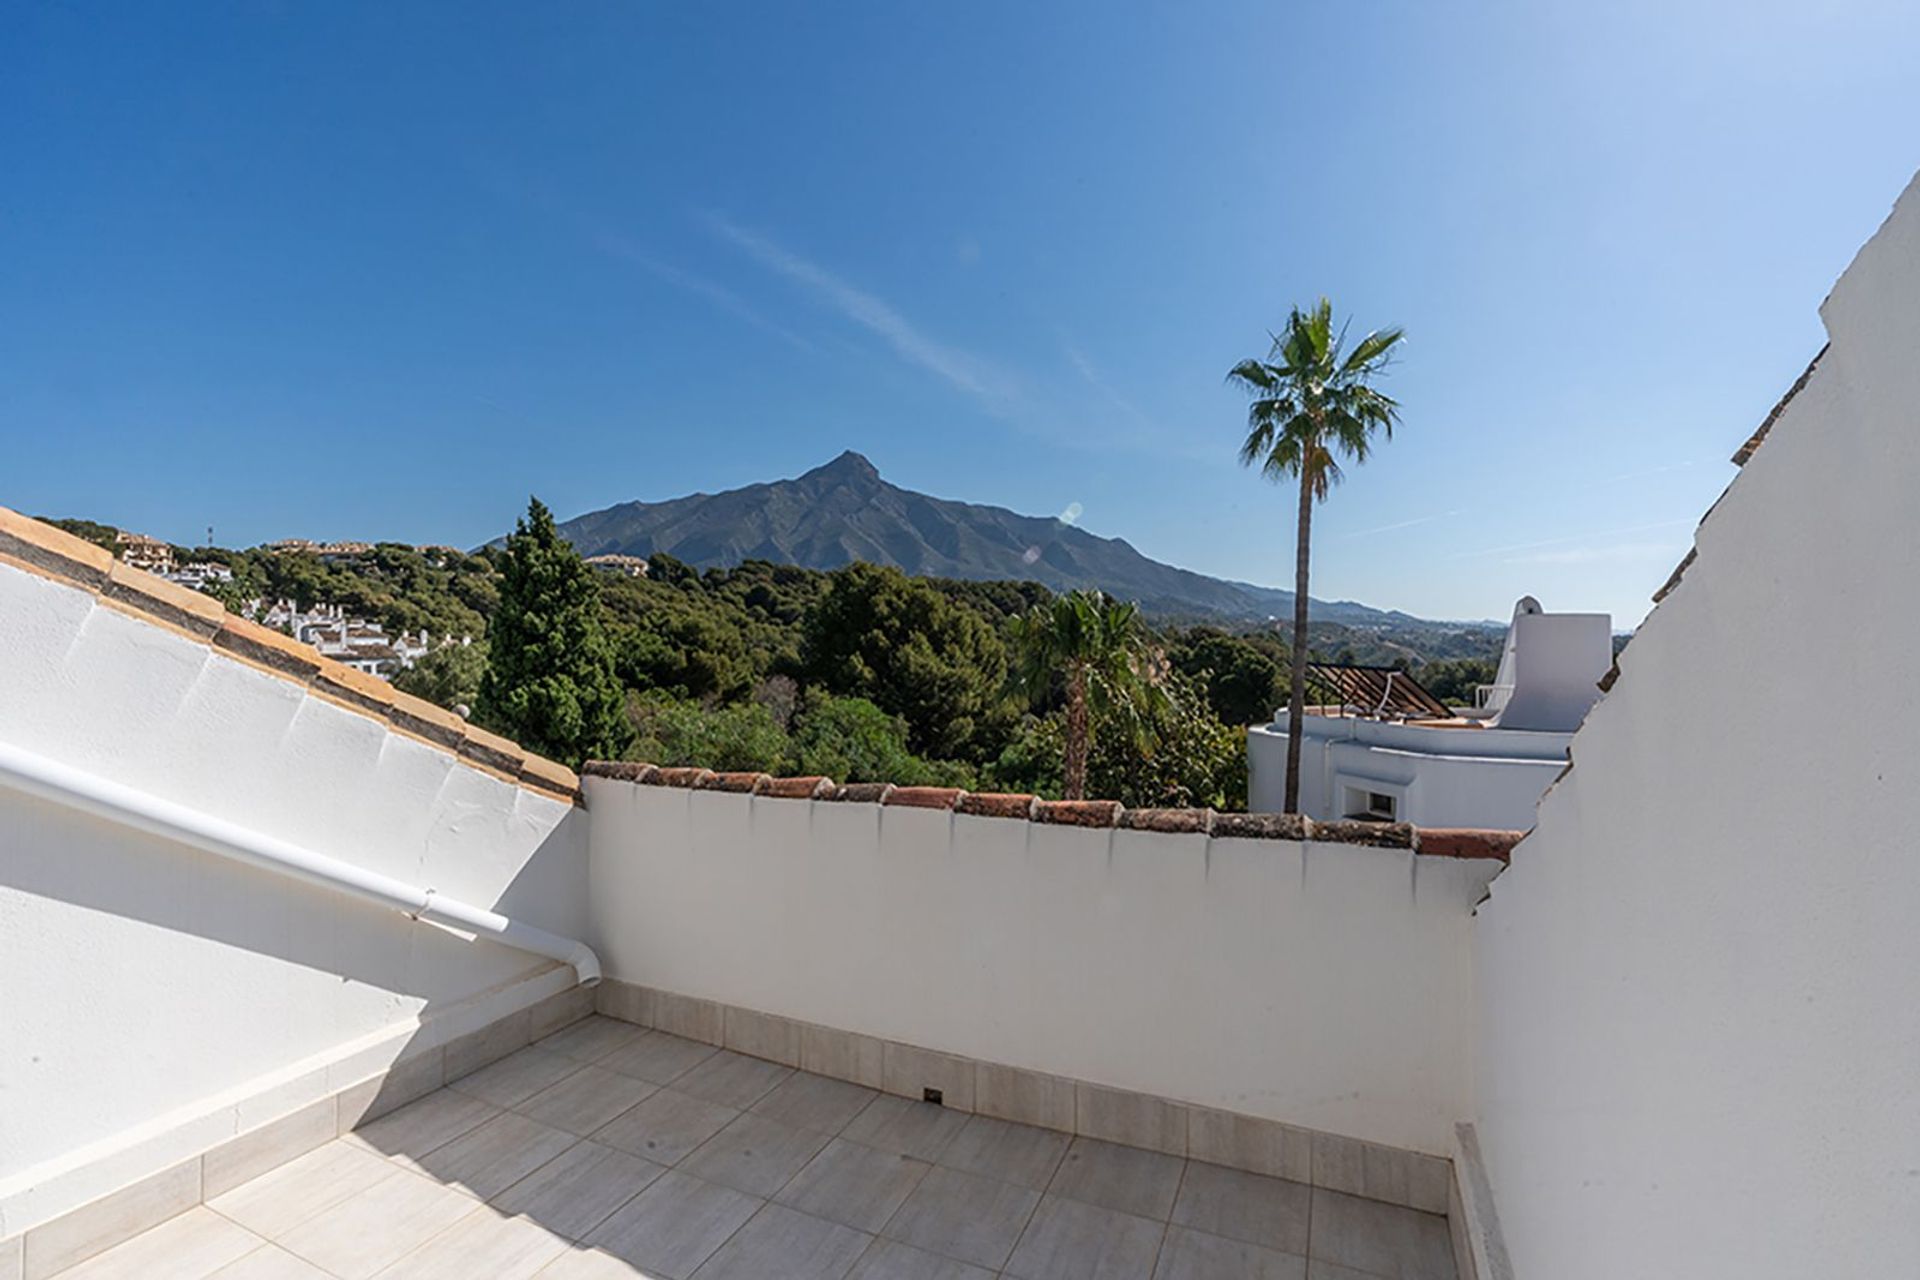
0;739;600;986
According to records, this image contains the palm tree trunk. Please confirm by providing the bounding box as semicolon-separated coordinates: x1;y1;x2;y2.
1064;666;1090;801
1284;465;1313;813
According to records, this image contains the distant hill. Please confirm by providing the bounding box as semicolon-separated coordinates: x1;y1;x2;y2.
535;451;1433;626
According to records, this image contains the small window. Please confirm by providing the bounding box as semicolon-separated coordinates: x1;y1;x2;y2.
1343;787;1398;822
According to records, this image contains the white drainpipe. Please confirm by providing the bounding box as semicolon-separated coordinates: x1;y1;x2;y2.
0;739;600;986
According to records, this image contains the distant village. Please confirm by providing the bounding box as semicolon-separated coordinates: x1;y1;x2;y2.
111;530;652;681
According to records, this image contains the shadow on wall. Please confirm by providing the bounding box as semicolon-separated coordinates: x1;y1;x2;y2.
0;775;591;1184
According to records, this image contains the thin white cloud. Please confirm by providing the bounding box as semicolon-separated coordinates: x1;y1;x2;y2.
1340;509;1464;539
596;233;815;352
705;214;1018;410
1453;518;1695;561
1503;540;1688;566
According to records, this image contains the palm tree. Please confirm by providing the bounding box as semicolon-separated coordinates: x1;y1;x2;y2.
1008;590;1159;801
1229;299;1404;813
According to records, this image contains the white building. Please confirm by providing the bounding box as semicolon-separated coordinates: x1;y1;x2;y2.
1248;596;1613;829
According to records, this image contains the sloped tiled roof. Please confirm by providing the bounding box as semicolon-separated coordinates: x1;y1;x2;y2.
0;506;579;803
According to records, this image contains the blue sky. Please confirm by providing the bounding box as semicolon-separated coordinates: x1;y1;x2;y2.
4;2;1917;625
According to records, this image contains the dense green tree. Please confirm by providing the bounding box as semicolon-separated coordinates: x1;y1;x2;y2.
1167;628;1285;726
1416;656;1497;707
789;692;971;787
475;498;630;766
393;642;488;712
40;517;121;552
625;692;789;773
800;563;1012;760
1007;590;1161;801
990;671;1242;809
1231;298;1405;812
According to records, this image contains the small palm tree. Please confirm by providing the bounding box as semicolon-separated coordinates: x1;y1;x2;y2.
1229;299;1404;813
1008;590;1159;801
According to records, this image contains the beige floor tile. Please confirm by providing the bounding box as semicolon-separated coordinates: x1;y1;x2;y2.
490;1141;666;1241
50;1207;261;1280
845;1238;995;1280
275;1168;478;1279
599;1032;717;1086
371;1206;570;1280
204;1244;335;1279
398;1112;578;1201
345;1090;499;1161
840;1097;968;1163
938;1115;1070;1190
536;1017;647;1064
750;1071;878;1135
667;1051;792;1111
585;1171;762;1280
528;1245;657;1278
775;1139;932;1234
1153;1226;1306;1280
1308;1189;1454;1280
449;1047;586;1109
688;1202;870;1280
679;1113;830;1199
208;1141;402;1239
593;1089;738;1165
1305;1262;1381;1280
517;1066;658;1136
882;1166;1040;1271
1169;1161;1310;1256
24;1158;200;1279
1004;1194;1165;1280
1048;1139;1185;1221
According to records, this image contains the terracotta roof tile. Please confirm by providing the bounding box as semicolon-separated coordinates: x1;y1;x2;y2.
701;770;771;794
955;792;1039;820
1732;344;1825;466
757;775;834;799
102;561;225;639
825;781;894;804
1033;799;1123;828
1211;812;1310;841
1413;828;1525;861
0;507;114;591
1117;807;1214;835
883;786;965;810
214;617;325;683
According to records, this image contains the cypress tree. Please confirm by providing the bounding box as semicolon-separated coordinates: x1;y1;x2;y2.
475;497;629;766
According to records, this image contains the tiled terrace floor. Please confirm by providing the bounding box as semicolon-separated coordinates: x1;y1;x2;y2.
51;1017;1455;1280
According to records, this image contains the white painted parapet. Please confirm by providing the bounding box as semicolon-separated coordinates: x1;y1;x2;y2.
583;768;1506;1156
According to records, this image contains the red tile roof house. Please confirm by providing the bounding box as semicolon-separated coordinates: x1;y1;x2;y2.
3;169;1918;1279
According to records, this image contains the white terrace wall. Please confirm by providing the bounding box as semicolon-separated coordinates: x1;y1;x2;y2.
1472;172;1920;1278
0;559;589;1232
585;779;1501;1155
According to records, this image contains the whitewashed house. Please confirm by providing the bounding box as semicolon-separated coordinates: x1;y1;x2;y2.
1248;597;1612;829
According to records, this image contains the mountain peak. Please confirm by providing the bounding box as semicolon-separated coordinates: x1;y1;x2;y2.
543;456;1408;625
803;450;881;484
